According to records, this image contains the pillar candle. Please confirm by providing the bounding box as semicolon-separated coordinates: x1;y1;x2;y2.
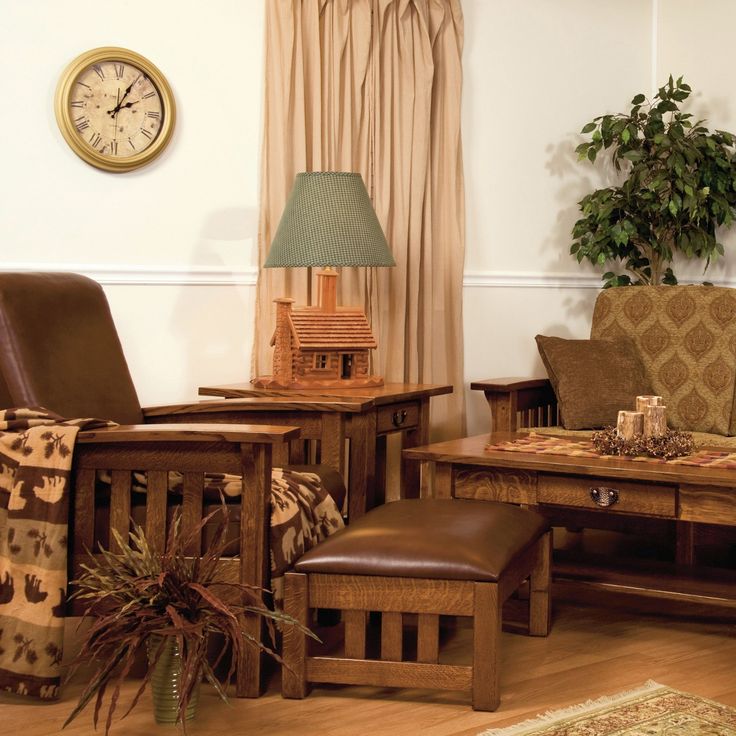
617;410;644;439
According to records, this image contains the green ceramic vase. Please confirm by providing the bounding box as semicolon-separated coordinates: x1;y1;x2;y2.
147;635;200;725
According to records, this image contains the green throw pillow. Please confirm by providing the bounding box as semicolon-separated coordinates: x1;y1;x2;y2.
535;335;653;430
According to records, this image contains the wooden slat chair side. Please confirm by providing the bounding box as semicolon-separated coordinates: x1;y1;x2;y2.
70;423;298;698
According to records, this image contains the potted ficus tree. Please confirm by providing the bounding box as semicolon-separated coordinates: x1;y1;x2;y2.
63;506;316;735
571;75;736;287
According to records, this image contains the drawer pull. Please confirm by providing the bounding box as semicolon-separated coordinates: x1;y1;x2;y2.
590;487;619;507
392;410;408;427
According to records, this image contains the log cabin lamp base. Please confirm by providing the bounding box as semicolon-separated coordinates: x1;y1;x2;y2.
253;269;384;389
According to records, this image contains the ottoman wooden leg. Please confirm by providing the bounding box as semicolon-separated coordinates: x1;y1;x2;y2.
282;571;310;699
472;582;501;711
529;531;552;637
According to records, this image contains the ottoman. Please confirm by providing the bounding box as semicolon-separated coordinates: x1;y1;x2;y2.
281;498;552;710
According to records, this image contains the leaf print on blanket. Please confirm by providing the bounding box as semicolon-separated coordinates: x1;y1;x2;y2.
12;633;37;665
45;642;62;667
39;432;71;461
27;529;53;559
10;433;33;457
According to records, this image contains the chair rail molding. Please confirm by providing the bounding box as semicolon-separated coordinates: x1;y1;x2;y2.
3;264;734;290
463;271;604;289
0;263;258;286
462;270;736;290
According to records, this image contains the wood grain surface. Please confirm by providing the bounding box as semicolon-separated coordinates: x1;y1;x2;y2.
6;586;736;736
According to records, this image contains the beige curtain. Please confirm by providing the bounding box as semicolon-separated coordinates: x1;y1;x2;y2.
254;0;465;438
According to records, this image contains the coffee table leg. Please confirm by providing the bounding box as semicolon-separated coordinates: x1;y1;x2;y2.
433;462;453;499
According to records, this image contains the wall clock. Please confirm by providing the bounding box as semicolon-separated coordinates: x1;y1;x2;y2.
55;47;176;173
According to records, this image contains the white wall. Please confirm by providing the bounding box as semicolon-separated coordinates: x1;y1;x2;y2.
4;1;736;432
462;0;736;434
0;0;263;405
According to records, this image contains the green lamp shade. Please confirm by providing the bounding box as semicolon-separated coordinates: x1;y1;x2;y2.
264;172;395;268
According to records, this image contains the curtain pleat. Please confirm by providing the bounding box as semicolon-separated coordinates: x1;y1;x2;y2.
255;0;465;438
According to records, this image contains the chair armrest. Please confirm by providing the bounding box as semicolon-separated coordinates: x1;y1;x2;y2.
470;377;556;433
78;422;300;444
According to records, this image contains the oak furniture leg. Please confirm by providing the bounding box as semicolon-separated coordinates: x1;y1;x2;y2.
282;572;309;699
472;582;501;711
529;532;552;636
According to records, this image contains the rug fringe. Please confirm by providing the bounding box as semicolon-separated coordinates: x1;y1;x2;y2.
478;680;665;736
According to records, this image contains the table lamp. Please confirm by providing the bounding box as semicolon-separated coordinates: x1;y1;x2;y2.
253;171;395;389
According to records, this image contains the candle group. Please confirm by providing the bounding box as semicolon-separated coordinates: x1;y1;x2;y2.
616;396;667;439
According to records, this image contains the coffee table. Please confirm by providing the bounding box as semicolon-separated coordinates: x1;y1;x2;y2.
403;432;736;607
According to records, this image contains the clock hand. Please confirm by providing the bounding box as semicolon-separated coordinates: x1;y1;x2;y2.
107;79;137;116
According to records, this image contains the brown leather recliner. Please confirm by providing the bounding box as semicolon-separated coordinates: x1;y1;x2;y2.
0;271;345;697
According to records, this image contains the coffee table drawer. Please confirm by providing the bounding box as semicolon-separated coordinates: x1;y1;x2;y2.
538;474;676;517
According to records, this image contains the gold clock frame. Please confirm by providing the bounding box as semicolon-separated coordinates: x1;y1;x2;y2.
55;47;176;173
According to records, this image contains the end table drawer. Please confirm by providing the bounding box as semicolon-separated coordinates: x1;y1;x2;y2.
538;474;676;518
376;402;419;433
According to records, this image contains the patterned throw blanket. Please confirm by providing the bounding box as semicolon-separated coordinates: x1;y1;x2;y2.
0;408;344;700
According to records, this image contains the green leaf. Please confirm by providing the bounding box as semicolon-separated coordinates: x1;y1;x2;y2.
668;199;679;216
621;128;631;143
587;147;597;163
622;150;643;162
631;93;646;105
581;122;597;134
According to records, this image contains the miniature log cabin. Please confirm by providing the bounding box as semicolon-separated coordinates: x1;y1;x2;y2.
254;297;383;389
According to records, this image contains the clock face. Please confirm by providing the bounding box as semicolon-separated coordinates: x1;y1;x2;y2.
55;48;175;172
70;61;163;158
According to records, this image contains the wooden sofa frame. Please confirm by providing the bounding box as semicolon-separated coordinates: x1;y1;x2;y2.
471;377;558;434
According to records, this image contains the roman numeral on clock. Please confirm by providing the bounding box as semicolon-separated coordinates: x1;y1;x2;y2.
89;132;103;149
114;63;125;80
92;64;105;81
75;116;90;132
140;128;153;140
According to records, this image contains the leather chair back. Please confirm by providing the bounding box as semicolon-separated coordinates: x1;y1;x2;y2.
0;272;143;424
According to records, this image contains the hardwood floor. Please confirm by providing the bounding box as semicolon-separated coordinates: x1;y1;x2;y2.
3;585;735;736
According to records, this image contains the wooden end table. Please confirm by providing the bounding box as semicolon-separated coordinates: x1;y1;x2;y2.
154;382;452;519
403;432;736;607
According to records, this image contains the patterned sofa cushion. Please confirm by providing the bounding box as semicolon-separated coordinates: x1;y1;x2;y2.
591;285;736;435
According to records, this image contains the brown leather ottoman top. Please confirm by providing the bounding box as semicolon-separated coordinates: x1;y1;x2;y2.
294;499;549;582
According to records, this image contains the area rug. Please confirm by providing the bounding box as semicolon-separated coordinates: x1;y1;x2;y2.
478;681;736;735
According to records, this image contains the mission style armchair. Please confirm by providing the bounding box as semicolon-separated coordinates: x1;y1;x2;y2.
0;271;344;697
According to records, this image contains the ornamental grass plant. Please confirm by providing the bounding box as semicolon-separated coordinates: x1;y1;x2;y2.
63;504;316;735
